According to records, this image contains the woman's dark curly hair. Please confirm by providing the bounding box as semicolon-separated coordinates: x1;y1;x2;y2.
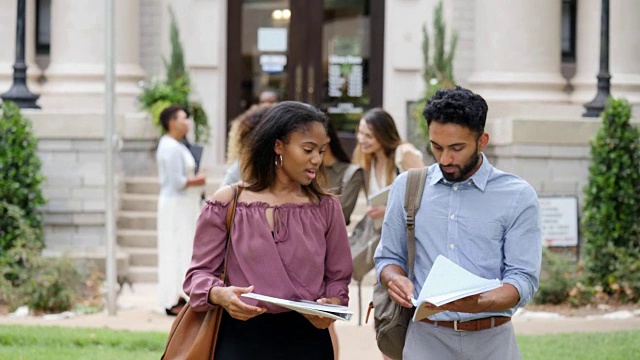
240;101;329;202
422;86;488;136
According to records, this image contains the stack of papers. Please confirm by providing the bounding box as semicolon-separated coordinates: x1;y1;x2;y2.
411;255;503;322
241;293;353;321
368;185;391;229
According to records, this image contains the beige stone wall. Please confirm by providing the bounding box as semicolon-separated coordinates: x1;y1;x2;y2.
3;0;640;262
485;117;640;208
27;110;159;250
139;0;163;77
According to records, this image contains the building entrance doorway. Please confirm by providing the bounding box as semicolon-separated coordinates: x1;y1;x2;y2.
227;0;384;151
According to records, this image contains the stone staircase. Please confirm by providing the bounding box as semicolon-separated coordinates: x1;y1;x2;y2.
117;176;367;283
117;177;222;283
117;178;160;283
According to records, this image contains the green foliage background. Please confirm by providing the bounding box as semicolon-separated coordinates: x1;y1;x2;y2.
534;248;577;305
0;101;46;251
414;0;458;139
138;7;210;143
0;102;82;313
582;98;640;301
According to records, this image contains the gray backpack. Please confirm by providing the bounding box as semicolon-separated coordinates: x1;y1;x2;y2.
366;167;428;360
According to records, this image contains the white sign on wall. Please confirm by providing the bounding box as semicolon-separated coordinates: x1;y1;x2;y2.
260;54;287;73
538;196;579;247
257;28;287;52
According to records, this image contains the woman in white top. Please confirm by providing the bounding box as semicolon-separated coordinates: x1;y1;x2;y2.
156;105;206;316
352;108;424;222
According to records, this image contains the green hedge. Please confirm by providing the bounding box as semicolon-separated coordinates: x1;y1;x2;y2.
582;98;640;301
0;101;46;251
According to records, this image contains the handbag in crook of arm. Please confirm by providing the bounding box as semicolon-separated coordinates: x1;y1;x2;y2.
366;168;428;360
161;184;243;360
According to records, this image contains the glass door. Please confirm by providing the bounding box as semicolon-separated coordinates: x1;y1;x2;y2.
227;0;383;144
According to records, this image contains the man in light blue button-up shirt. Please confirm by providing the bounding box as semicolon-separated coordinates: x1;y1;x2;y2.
374;86;541;360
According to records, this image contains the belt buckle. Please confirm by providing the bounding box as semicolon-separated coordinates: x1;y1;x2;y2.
453;320;466;332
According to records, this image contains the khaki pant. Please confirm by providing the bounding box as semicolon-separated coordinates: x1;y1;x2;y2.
403;320;521;360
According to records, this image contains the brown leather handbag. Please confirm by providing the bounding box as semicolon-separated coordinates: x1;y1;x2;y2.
161;185;242;360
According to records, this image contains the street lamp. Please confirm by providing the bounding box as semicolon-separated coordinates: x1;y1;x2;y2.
583;0;610;117
1;0;40;109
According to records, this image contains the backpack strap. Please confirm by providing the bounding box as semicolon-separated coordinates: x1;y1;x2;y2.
403;167;428;279
342;164;366;196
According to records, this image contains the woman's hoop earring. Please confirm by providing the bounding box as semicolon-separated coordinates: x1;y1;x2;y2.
275;154;283;167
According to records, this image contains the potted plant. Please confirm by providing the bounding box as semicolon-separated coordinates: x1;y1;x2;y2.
138;7;210;144
407;0;458;160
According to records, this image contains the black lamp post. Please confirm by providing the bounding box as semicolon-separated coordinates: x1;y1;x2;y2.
1;0;40;109
583;0;610;117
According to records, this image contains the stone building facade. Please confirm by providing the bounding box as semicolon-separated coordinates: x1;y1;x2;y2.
1;0;639;263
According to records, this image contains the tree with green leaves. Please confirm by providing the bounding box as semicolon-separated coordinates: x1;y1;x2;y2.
165;7;189;86
138;6;210;143
415;0;458;137
582;98;640;301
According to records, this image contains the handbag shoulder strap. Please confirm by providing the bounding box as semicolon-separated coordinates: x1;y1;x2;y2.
220;184;242;284
342;164;365;196
403;167;428;279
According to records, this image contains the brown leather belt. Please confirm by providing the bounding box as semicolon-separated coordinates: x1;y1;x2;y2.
421;316;511;332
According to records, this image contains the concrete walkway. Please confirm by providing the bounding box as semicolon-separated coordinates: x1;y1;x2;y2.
2;279;640;359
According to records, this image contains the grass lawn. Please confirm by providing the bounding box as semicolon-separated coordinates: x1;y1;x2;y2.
0;325;167;359
518;330;640;360
0;325;638;359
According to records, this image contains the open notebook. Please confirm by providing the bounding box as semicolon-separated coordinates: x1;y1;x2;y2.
411;255;503;322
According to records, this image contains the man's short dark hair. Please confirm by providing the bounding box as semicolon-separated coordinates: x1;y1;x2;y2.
422;86;488;135
159;105;189;132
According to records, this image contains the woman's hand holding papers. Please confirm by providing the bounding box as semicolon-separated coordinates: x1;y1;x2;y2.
209;285;266;321
302;297;341;329
366;205;386;219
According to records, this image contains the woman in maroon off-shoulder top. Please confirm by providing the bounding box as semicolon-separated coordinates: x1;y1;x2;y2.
183;101;353;360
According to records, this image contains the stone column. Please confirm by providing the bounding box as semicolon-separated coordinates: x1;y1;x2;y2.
39;0;144;112
610;0;640;103
0;1;17;93
571;0;640;104
25;0;40;92
570;0;600;104
468;0;567;102
0;0;40;94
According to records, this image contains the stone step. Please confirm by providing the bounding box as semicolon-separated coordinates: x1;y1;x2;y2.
121;193;158;212
117;211;156;231
128;265;157;283
118;229;157;248
124;177;224;196
124;246;158;267
125;177;160;195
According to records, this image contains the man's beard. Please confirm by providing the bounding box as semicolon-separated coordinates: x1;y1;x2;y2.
440;150;481;182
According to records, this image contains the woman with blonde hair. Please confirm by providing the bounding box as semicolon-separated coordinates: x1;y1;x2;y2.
221;104;273;187
353;108;424;221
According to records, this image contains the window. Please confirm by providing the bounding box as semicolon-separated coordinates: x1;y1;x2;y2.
561;0;577;63
36;0;51;55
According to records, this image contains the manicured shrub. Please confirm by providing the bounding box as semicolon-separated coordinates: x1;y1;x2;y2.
534;248;578;305
0;103;82;314
0;101;46;251
582;98;640;300
0;237;81;313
